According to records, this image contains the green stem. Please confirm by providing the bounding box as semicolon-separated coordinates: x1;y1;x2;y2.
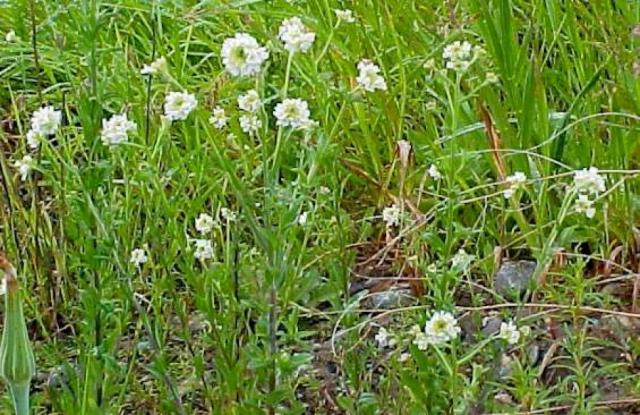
271;52;294;173
10;382;30;415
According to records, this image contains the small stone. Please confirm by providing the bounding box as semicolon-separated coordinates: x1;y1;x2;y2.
526;342;541;365
498;355;514;379
481;316;503;337
494;260;537;299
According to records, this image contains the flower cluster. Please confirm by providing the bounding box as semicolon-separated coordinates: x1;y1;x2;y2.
356;60;387;92
278;17;315;53
334;9;355;24
382;204;401;228
101;113;137;146
221;33;269;77
130;248;148;266
274;98;313;129
13;155;33;181
442;40;473;72
572;167;606;218
27;106;62;149
503;171;527;199
451;248;474;271
164;92;197;121
209;107;228;129
413;311;461;349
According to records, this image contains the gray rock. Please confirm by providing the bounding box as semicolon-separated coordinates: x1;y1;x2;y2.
494;260;537;298
481;316;503;337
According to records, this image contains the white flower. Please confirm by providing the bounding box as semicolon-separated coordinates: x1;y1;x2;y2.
209;106;228;129
573;167;606;195
428;164;442;180
13;155;33;181
273;98;312;129
193;239;214;260
499;321;521;345
424;311;461;345
451;248;474;271
101;113;137;146
26;130;42;149
356;60;387;92
220;207;237;222
382;204;401;227
374;327;396;348
221;33;269;77
334;9;355;23
503;171;527;199
237;89;261;113
575;194;596;218
297;211;309;225
239;114;262;134
130;248;148;266
195;213;215;234
443;40;473;72
278;17;315;53
31;106;62;136
140;56;167;76
0;279;6;296
164;92;197;121
5;30;17;42
399;352;411;362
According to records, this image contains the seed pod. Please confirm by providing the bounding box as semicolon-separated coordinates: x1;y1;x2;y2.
0;256;35;415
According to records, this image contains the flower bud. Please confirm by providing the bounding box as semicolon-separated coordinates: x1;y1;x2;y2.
0;256;35;415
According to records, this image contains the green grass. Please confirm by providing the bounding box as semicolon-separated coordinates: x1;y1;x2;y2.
1;0;640;413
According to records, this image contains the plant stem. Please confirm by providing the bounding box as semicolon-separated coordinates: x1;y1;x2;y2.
10;382;30;415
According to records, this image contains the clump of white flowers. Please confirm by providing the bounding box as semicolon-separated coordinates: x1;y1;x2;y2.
140;56;167;76
573;167;605;195
13;155;33;181
164;92;197;121
374;327;396;348
26;130;41;149
273;98;312;129
5;30;17;43
130;248;148;266
239;114;261;134
101;113;137;146
30;106;62;137
220;207;238;222
334;9;355;24
574;194;596;219
382;204;401;227
238;89;261;113
278;17;315;53
221;33;269;77
413;311;461;349
572;167;606;218
503;171;527;198
297;211;309;226
499;320;520;345
195;213;215;234
193;239;214;260
209;106;228;129
428;164;442;180
356;60;387;92
442;40;473;72
451;248;474;271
